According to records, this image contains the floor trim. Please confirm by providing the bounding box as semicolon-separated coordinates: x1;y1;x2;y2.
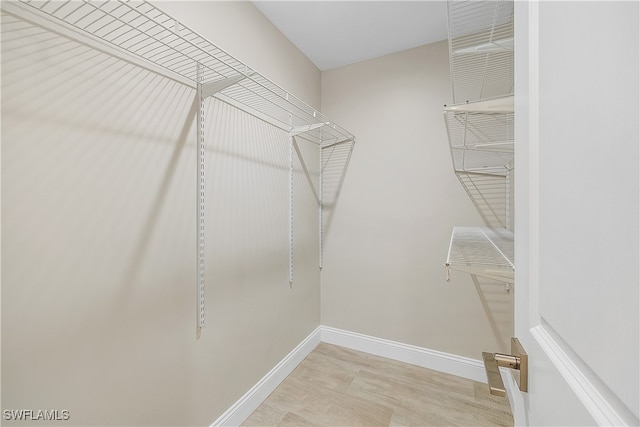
210;326;322;427
320;326;486;383
211;325;491;426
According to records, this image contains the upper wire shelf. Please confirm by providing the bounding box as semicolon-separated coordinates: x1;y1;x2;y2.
447;0;514;104
6;0;354;147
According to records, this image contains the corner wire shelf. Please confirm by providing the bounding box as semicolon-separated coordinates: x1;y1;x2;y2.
2;0;356;332
443;0;514;284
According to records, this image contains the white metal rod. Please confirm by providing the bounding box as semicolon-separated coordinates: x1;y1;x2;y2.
319;138;323;270
289;116;294;286
322;137;353;149
201;74;246;99
196;63;205;334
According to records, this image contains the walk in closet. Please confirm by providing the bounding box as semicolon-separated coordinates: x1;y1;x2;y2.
1;1;521;426
4;0;637;425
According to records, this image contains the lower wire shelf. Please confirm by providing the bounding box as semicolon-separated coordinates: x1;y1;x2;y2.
445;226;514;283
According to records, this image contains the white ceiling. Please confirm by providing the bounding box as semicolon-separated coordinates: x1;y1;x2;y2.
253;1;449;71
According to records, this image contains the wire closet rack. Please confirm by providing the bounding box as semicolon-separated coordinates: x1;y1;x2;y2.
443;0;514;284
2;0;356;334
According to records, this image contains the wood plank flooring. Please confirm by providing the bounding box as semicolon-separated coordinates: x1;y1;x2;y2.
243;343;513;426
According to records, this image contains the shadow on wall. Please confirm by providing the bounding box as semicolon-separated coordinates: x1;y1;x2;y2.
470;275;513;354
320;140;354;245
1;11;320;425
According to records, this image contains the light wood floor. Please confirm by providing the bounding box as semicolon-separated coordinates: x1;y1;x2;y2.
243;343;513;427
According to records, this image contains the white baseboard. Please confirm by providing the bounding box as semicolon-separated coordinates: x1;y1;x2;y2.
319;326;486;383
211;325;490;427
210;326;321;427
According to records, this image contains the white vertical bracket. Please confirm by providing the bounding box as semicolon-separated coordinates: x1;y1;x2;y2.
319;135;324;271
196;63;206;335
288;120;294;287
506;171;511;230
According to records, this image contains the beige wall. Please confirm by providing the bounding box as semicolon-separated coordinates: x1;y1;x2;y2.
1;2;321;426
320;41;513;359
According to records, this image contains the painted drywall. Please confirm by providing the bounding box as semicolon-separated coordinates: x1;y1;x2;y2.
320;41;514;359
1;2;321;426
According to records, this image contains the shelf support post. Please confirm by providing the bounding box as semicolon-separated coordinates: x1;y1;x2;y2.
319;132;324;271
288;118;294;287
196;63;206;336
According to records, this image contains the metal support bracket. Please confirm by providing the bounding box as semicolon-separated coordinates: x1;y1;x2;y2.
322;136;354;149
318;136;323;270
196;64;206;337
288;120;294;287
290;122;327;136
482;337;528;396
201;74;247;99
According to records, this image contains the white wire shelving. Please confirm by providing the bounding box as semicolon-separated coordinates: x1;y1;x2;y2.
443;0;514;284
447;0;514;104
2;0;355;333
4;0;353;146
446;227;514;283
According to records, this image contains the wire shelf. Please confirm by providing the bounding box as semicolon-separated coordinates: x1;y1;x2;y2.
444;102;514;177
445;226;514;283
447;0;514;104
6;0;354;146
